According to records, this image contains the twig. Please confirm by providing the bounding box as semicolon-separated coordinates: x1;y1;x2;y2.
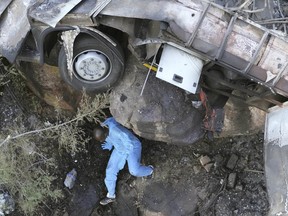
0;110;98;147
244;169;264;174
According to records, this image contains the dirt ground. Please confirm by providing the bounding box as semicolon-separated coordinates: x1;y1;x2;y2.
64;133;269;216
0;70;269;216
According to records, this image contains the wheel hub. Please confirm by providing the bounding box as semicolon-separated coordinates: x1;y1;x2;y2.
74;51;109;81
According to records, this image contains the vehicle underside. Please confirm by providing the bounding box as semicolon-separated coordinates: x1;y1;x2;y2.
3;0;285;112
1;0;288;215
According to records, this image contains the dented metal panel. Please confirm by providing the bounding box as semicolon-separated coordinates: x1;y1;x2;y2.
90;0;111;17
0;0;12;17
101;0;288;97
58;0;111;26
0;0;36;63
28;0;83;28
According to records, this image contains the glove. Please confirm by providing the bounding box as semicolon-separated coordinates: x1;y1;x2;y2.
101;141;113;151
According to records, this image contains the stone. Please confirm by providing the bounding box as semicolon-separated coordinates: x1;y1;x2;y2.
109;55;205;145
220;97;266;137
213;154;224;168
193;165;201;174
199;155;212;166
67;184;99;216
235;184;243;191
204;163;214;173
227;173;237;189
16;62;82;111
226;154;239;170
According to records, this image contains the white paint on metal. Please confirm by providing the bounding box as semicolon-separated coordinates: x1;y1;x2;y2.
91;0;111;17
0;0;36;62
74;51;109;81
29;0;83;28
265;102;288;147
266;71;276;83
61;28;80;79
156;44;203;93
0;0;12;17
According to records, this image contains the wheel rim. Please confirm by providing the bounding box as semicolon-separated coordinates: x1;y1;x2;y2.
73;50;111;82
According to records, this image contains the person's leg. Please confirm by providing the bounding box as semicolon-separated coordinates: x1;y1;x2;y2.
127;146;153;177
101;150;125;205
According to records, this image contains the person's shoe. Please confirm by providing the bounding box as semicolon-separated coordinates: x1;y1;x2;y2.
99;197;116;205
144;165;154;180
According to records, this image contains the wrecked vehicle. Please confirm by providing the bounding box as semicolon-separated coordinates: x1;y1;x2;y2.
1;0;288;111
1;0;288;215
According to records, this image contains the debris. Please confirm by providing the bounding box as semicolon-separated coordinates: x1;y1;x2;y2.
0;192;15;215
235;184;243;191
199;155;211;166
213;154;224;168
64;168;77;189
227;173;237;189
204;163;214;173
193;165;201;174
192;101;202;109
226;154;239;170
244;169;264;174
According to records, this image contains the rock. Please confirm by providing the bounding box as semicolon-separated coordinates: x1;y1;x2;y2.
199;155;211;166
67;184;99;216
16;62;82;111
220;97;266;137
235;184;243;191
227;173;237;189
141;182;198;215
109;55;205;145
226;154;239;170
193;165;201;174
213;154;224;168
204;163;214;173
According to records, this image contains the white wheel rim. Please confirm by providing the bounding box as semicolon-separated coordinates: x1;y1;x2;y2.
74;51;110;81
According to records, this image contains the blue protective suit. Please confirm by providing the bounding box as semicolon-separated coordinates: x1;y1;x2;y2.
102;117;153;197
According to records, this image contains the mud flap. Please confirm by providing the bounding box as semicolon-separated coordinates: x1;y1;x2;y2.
264;102;288;215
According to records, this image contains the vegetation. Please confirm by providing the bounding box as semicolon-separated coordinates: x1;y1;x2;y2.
0;134;63;215
0;92;109;215
0;57;11;95
50;92;109;153
0;58;110;214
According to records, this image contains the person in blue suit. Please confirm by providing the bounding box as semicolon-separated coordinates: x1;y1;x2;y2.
93;117;154;205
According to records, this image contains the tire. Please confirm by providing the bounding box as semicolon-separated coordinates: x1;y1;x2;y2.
58;34;124;92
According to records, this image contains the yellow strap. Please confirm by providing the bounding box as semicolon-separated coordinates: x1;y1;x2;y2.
143;63;158;72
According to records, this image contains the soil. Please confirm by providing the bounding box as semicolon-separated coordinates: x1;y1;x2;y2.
0;67;269;216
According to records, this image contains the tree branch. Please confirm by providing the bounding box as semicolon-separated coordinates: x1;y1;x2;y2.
0;110;98;147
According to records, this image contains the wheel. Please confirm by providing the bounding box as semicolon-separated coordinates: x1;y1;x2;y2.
58;34;124;92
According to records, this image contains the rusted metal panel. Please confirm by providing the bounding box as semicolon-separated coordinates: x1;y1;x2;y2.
0;0;12;17
0;0;36;63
